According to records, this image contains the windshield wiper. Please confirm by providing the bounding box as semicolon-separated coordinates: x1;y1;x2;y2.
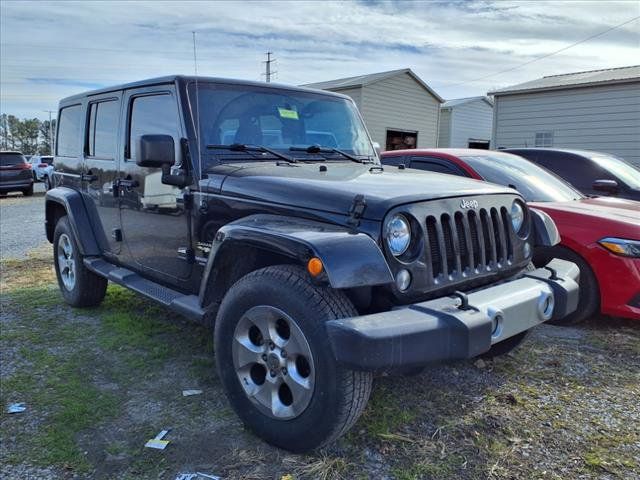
289;145;371;164
207;143;297;163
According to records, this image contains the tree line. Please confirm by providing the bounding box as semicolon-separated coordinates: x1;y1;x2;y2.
1;113;57;156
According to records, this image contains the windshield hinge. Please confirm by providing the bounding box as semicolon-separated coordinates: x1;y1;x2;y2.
347;194;367;227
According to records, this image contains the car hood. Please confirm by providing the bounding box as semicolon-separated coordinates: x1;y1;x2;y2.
530;196;640;235
204;162;514;220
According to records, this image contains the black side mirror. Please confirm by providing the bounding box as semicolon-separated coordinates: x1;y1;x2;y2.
593;179;619;194
136;134;175;168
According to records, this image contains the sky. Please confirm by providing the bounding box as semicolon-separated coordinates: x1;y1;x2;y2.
1;0;639;119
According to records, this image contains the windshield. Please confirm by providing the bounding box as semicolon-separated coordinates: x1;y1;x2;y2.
461;153;583;202
590;153;640;189
0;153;26;167
188;82;374;169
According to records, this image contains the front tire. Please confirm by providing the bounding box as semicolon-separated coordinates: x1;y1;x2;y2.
53;216;108;307
214;265;372;452
44;175;51;190
546;247;599;325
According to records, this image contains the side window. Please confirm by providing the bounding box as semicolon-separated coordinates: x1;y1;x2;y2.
410;158;466;177
87;100;119;158
128;94;180;162
56;104;82;157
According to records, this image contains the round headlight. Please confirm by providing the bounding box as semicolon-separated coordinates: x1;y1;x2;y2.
511;201;525;235
385;214;411;256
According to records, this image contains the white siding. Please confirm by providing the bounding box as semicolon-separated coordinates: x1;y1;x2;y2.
449;100;493;147
359;72;440;150
493;82;640;166
438;109;451;147
335;87;363;111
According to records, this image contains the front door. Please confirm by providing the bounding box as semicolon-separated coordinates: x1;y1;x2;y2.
118;86;192;283
83;94;122;255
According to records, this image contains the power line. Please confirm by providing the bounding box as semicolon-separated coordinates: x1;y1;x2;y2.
443;14;640;89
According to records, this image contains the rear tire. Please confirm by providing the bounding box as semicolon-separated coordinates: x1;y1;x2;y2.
53;216;107;307
546;247;599;325
44;175;51;191
214;265;372;452
23;184;34;196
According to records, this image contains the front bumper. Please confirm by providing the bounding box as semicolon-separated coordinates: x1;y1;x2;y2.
327;258;579;370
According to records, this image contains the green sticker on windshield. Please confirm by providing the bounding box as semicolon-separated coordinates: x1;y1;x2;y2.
278;107;299;120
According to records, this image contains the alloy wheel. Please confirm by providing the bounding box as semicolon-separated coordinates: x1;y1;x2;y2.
232;305;315;419
57;233;76;291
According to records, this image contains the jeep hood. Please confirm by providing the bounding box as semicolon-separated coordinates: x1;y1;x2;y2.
204;162;514;220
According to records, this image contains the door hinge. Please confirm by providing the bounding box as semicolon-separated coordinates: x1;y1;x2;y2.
183;192;194;209
178;247;195;264
347;194;367;227
112;228;122;242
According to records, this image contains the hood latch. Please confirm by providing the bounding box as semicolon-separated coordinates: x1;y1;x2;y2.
348;194;367;227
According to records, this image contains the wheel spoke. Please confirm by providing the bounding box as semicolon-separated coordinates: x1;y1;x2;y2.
284;371;312;401
242;306;276;344
233;336;263;368
283;334;309;357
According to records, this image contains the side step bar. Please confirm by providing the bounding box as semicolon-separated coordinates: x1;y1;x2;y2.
84;257;206;323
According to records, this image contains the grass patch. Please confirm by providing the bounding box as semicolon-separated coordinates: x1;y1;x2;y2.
358;383;418;439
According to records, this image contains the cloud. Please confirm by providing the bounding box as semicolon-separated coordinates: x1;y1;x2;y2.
1;0;638;118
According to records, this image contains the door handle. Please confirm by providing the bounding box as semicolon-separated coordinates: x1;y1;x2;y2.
81;173;98;182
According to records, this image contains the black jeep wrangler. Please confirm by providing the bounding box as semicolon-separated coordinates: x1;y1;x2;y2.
46;76;579;452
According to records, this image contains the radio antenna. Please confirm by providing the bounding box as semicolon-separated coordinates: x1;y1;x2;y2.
192;31;203;178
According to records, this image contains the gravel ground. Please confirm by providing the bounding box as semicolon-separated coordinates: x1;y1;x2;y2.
1;207;639;479
0;183;47;261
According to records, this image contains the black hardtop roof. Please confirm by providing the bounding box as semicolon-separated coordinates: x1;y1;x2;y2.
59;75;350;105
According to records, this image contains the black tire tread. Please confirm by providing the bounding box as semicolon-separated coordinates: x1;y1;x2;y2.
53;216;108;307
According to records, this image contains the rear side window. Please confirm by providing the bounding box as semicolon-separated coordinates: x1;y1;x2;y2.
87;100;119;159
128;94;179;161
57;104;82;157
0;153;26;166
410;159;465;176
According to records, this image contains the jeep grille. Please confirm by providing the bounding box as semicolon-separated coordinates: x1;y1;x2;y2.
425;207;513;281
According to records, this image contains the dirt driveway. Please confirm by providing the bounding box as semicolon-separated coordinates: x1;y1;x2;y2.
1;248;639;479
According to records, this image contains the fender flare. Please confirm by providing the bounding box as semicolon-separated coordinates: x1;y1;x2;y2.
199;214;394;304
45;187;104;256
529;208;560;247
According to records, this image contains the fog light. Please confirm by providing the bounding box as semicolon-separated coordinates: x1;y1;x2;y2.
523;241;531;258
395;269;411;292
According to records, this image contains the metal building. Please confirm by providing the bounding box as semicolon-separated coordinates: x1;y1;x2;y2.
438;96;494;148
489;66;640;166
304;68;443;151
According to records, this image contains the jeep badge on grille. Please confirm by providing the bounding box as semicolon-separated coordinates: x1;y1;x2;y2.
460;199;479;209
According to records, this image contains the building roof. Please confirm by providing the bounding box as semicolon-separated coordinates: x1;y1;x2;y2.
303;68;444;102
441;96;493;108
489;65;640;96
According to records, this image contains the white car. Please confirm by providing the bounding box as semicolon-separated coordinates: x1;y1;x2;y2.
28;155;55;189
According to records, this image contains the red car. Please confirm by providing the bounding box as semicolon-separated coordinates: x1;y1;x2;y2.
381;149;640;322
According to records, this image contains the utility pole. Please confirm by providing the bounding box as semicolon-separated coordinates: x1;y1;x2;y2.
263;52;276;83
43;110;55;154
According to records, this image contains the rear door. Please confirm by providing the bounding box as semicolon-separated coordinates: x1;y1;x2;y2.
118;85;192;284
83;93;122;255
